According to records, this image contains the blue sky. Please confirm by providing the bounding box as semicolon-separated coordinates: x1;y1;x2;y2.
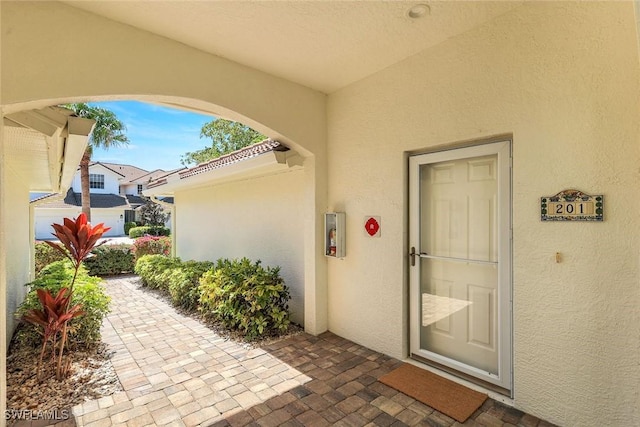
89;101;216;172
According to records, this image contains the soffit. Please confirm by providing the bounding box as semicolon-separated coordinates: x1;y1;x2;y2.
4;107;94;192
4;126;51;191
62;1;522;93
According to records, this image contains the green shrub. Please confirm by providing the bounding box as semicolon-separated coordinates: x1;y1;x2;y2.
199;258;291;340
34;241;67;276
167;260;215;311
134;254;181;290
84;244;135;276
129;226;170;238
15;260;111;347
124;221;137;235
132;236;171;259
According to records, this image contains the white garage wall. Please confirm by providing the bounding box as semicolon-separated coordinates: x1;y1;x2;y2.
34;208;125;239
326;2;640;426
92;209;125;237
175;169;305;325
34;208;79;240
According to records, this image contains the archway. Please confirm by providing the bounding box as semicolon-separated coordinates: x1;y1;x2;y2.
1;3;329;415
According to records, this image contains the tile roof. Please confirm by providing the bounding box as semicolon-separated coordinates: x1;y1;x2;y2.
129;168;176;184
90;162;150;182
179;140;287;179
147;140;287;189
142;168;186;189
34;188;130;209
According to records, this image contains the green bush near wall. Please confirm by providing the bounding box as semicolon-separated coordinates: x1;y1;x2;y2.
84;244;135;276
15;261;111;347
134;254;182;289
199;258;291;340
34;241;67;276
134;255;292;340
124;221;137;235
129;226;170;238
168;260;215;311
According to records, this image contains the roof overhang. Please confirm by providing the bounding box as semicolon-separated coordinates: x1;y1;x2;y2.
143;148;303;197
4;106;95;192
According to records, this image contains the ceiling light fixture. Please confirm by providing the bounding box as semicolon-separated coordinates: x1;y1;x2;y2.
407;4;430;19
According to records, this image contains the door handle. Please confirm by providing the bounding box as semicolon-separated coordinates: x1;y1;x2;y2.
410;246;416;266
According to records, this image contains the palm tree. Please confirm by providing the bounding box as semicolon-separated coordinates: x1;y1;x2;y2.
64;103;129;221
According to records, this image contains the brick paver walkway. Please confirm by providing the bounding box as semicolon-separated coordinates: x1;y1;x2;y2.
72;277;556;427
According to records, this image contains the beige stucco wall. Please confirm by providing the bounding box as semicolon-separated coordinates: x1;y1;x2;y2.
327;2;640;426
175;169;306;325
3;164;31;344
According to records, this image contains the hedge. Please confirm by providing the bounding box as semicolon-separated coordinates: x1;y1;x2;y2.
129;226;170;238
124;221;137;235
199;258;290;340
132;236;171;259
34;241;67;276
168;260;215;310
134;255;292;340
84;244;135;276
134;254;182;289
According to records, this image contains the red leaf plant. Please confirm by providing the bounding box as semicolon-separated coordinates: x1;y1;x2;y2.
23;288;84;375
23;213;109;379
45;213;111;285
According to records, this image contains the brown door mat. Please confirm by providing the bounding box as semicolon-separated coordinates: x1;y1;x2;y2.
378;363;487;423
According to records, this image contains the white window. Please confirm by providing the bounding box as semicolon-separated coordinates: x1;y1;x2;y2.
137;184;143;194
89;174;105;189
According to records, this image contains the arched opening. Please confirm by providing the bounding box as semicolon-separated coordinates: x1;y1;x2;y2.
1;1;329;417
1;95;328;420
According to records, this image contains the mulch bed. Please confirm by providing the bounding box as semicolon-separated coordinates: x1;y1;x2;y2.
5;335;122;425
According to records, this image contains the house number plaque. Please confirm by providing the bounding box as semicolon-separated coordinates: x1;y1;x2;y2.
541;189;603;222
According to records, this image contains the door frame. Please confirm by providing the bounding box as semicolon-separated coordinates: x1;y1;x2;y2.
408;140;513;393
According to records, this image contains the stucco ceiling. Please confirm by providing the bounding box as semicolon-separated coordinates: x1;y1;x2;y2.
63;1;522;94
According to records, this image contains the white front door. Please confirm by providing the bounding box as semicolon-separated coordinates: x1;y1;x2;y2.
409;141;512;393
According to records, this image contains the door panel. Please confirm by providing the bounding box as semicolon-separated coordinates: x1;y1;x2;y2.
410;141;511;391
420;258;498;374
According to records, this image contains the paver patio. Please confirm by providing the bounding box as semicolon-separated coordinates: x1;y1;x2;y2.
70;277;555;427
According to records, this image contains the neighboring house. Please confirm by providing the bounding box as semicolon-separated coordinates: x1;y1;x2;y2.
33;162;175;239
4;2;640;426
